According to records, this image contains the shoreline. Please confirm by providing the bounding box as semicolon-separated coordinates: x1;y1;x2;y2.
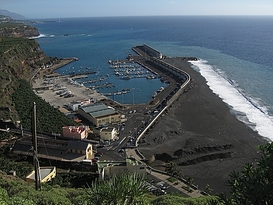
38;57;77;78
138;57;267;194
33;49;268;194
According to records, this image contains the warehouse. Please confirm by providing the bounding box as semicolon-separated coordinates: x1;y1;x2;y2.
77;103;121;127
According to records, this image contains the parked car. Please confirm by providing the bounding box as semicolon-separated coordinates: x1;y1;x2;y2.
95;152;103;157
118;149;125;153
119;126;125;132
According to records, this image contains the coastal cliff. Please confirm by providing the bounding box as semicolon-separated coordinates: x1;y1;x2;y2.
0;13;38;38
0;23;39;38
0;24;74;121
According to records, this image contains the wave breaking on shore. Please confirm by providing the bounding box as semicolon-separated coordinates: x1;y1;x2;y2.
190;59;273;141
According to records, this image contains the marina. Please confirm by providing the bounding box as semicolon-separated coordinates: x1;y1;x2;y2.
53;59;166;104
111;62;157;80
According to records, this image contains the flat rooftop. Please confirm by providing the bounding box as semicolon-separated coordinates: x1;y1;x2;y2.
26;167;55;181
80;103;117;118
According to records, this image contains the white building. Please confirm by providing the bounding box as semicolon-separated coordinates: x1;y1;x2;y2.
100;127;118;141
69;99;92;111
97;158;146;181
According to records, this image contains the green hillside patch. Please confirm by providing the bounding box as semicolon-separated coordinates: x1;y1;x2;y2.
12;79;77;133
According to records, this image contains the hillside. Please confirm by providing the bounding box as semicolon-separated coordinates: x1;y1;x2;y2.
0;22;68;123
0;36;47;121
0;22;39;38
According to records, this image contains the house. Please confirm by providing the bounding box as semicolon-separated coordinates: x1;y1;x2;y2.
26;166;56;183
97;158;146;181
13;136;93;162
66;140;93;160
77;103;121;127
100;127;118;141
62;125;90;140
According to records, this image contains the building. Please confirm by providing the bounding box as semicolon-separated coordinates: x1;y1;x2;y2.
66;140;93;160
100;127;118;141
69;101;81;111
77;103;121;127
69;99;92;111
13;136;93;162
26;166;56;183
62;125;90;140
97;158;146;181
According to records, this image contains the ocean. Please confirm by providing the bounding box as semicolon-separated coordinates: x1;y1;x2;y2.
32;16;273;141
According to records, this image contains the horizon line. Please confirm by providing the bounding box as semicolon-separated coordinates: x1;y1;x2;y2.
26;14;273;20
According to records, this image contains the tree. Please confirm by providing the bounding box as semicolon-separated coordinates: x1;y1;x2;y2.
166;161;183;185
205;184;213;195
187;176;194;187
228;142;273;205
166;161;182;178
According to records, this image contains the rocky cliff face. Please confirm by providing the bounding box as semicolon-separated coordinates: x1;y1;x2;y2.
0;24;40;38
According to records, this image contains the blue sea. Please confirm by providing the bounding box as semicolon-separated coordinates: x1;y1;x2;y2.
32;16;273;141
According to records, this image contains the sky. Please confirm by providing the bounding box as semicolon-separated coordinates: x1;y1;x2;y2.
1;0;273;19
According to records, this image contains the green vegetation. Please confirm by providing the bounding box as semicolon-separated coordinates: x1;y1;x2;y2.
0;35;47;121
166;161;182;177
0;141;33;178
0;36;38;55
0;172;89;205
151;195;224;205
0;23;39;38
50;172;96;188
181;186;193;193
3;141;273;205
1;20;273;205
0;22;24;29
228;143;273;205
167;177;176;183
0;170;225;205
0;156;33;178
12;79;77;133
86;174;150;205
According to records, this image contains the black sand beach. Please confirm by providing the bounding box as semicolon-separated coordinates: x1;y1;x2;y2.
138;57;267;194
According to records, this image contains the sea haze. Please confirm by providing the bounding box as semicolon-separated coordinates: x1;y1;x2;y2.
33;16;273;140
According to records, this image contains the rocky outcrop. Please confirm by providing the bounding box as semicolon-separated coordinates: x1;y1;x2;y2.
0;24;39;38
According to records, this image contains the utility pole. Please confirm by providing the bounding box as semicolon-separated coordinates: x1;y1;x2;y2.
20;124;24;137
32;102;41;190
132;88;135;105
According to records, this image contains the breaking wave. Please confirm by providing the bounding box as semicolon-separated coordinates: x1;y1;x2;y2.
190;59;273;141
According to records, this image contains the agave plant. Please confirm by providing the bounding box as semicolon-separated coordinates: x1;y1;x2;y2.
86;173;150;205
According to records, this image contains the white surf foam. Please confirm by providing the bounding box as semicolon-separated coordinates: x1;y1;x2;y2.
28;34;46;39
190;59;273;141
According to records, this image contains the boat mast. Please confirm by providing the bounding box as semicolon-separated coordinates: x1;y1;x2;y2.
32;102;41;190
